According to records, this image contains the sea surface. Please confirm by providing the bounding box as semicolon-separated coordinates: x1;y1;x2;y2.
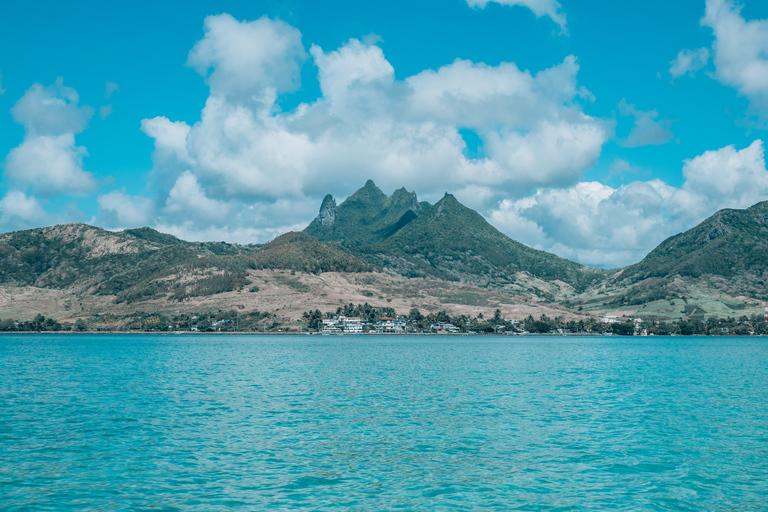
1;335;767;511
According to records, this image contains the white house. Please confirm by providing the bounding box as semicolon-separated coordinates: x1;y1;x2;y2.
340;316;364;333
321;318;342;333
376;317;396;333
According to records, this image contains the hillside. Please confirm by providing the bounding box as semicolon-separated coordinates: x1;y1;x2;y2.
305;181;605;291
1;192;768;325
304;180;431;246
572;202;768;319
251;231;374;273
618;201;768;285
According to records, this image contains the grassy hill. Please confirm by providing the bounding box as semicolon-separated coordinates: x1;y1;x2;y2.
251;231;373;273
0;224;373;305
618;201;768;285
571;201;768;317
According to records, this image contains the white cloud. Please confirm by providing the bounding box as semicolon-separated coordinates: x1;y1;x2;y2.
0;69;5;95
482;119;606;186
702;0;768;124
97;191;156;227
3;79;96;196
466;0;567;34
143;17;605;207
5;134;95;196
679;139;768;217
669;47;710;78
0;191;47;230
488;140;768;267
129;14;610;244
187;13;306;103
140;116;193;184
618;98;674;148
162;171;232;225
11;78;93;136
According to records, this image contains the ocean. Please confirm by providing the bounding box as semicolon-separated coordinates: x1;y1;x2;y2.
1;334;767;510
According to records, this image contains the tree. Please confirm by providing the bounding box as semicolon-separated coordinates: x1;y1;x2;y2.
611;322;634;336
408;308;423;322
74;319;87;331
302;310;323;331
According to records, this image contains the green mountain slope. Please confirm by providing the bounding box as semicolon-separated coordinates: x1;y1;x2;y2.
304;181;605;290
569;201;768;316
0;223;377;304
305;180;430;246
618;201;768;283
251;231;373;273
0;224;202;290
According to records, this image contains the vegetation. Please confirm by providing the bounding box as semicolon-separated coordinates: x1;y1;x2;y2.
0;314;71;331
618;201;768;289
1;188;767;321
305;181;605;290
251;231;373;273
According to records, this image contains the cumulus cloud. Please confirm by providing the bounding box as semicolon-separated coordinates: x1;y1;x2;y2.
618;98;674;148
466;0;567;34
162;171;232;225
488;140;768;267
679;139;768;218
5;134;94;196
482;119;606;185
11;79;93;136
669;47;710;78
701;0;768;124
4;79;96;196
97;191;156;227
187;14;306;103
142;16;605;214
126;14;611;243
0;191;47;231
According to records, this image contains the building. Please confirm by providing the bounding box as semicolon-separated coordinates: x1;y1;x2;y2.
321;318;342;334
376;317;396;333
430;322;459;333
340;316;364;333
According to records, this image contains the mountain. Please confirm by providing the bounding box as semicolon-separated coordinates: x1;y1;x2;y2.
305;180;430;246
573;202;768;318
0;223;379;308
0;223;259;302
619;201;768;286
305;180;605;291
2;188;767;324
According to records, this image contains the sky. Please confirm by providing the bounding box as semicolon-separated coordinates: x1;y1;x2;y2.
2;0;768;268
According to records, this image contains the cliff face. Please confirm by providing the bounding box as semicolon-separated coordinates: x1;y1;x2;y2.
317;194;337;227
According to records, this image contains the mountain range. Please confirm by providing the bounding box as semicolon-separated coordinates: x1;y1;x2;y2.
0;180;765;324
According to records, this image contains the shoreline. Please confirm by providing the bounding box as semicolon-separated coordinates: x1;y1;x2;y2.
0;331;763;337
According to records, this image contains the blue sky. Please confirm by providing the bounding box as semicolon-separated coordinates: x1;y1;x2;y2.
2;0;768;267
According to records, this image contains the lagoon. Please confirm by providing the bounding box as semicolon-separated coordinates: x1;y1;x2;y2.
1;335;767;510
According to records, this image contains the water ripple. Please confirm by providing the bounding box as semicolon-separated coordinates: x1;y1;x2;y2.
1;335;767;510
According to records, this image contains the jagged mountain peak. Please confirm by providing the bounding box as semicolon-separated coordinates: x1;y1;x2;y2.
316;194;337;227
304;181;602;289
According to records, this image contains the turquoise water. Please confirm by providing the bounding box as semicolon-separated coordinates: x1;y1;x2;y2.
1;335;767;510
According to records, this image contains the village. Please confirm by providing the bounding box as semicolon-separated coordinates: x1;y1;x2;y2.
319;316;465;334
